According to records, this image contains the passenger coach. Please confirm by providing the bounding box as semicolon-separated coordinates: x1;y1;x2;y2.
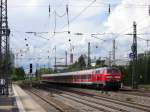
41;67;122;89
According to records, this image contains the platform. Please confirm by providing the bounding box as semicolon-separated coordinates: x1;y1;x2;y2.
12;84;46;112
0;94;18;112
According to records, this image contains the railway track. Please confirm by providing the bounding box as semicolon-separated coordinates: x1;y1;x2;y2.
118;89;150;97
30;88;115;112
27;88;78;112
34;84;150;112
58;92;130;112
63;88;150;111
65;89;150;112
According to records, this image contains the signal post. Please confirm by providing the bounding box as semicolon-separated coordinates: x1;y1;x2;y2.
29;63;32;87
132;21;138;89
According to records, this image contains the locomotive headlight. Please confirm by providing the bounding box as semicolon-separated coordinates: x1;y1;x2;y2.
106;76;113;79
114;76;120;79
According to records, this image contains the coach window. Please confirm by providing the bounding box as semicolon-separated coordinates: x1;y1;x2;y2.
96;70;100;74
83;75;86;79
96;70;98;74
86;75;88;79
100;70;104;74
74;76;76;81
84;75;86;79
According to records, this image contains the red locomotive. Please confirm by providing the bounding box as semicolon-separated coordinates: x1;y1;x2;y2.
41;67;122;89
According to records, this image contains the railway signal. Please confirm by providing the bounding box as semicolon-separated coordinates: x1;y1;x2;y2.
129;53;134;59
30;64;32;74
88;42;91;68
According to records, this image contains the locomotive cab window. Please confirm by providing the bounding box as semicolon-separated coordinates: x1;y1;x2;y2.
107;68;120;74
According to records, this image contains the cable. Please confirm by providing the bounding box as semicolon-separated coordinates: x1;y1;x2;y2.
138;24;150;32
137;36;150;41
49;4;51;17
66;4;70;34
60;0;96;30
54;11;57;35
54;4;67;18
11;29;51;42
107;5;150;40
55;11;67;17
8;2;150;8
50;4;70;36
91;34;108;41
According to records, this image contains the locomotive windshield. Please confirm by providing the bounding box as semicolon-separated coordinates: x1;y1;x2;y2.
107;68;120;74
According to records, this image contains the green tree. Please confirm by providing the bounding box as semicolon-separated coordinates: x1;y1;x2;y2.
95;59;105;67
118;65;132;86
78;55;86;70
37;68;54;75
68;55;86;71
10;67;25;81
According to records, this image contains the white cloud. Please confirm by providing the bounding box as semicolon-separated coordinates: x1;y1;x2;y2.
10;0;150;68
104;0;150;59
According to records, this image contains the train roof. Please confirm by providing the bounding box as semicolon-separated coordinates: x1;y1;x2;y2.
42;69;94;77
41;67;115;77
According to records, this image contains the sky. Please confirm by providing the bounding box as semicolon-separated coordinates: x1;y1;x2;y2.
8;0;150;73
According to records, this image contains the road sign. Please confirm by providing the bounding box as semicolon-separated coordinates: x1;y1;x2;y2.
129;53;134;59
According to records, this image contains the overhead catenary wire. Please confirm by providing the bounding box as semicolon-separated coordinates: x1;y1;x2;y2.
60;0;97;30
8;2;150;8
11;0;150;67
49;3;71;36
49;4;51;17
54;11;57;35
66;4;70;34
11;1;150;40
104;5;150;41
137;36;150;41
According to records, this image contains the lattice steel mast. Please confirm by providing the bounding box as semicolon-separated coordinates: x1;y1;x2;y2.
0;0;10;95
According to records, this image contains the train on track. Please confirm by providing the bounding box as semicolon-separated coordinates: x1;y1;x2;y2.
41;67;122;90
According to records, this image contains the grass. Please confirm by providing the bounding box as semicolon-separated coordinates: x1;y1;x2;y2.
138;84;150;90
143;85;150;90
